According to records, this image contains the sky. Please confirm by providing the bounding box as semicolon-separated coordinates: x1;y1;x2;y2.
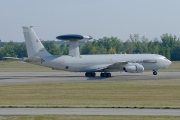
0;0;180;42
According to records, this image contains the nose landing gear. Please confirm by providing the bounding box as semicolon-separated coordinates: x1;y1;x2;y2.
153;70;157;75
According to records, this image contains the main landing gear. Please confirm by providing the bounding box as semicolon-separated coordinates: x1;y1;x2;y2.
153;70;157;75
85;72;96;77
85;72;111;77
100;72;111;77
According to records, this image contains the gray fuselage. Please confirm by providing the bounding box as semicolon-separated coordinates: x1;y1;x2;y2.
32;54;171;72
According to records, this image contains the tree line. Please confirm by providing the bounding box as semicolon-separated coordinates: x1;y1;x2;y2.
0;33;180;60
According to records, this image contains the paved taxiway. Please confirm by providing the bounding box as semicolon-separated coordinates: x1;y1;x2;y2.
0;108;180;116
0;72;180;116
0;72;180;85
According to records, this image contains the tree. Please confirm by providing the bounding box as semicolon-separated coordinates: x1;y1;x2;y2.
59;44;68;55
42;41;60;55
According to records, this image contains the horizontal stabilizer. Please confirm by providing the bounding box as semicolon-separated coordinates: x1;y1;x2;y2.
24;56;45;63
3;57;24;61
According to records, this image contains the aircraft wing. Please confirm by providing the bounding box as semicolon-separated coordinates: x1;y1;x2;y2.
106;61;128;70
93;61;128;72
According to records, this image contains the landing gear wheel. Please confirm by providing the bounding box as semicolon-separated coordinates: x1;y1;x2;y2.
85;72;89;77
85;72;96;77
100;73;104;77
153;71;157;75
91;72;96;77
100;73;111;77
107;73;111;77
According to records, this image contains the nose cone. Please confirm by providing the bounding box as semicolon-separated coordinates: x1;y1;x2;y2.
165;59;172;68
168;60;172;66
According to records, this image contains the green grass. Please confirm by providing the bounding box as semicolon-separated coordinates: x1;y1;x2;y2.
1;115;180;120
0;79;180;108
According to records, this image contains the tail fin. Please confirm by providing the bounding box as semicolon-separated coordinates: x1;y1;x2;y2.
22;26;51;57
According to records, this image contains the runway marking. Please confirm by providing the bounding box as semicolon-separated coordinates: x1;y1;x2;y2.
0;108;180;116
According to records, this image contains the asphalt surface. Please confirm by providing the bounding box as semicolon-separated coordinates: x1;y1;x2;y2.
0;72;180;85
0;72;180;116
0;108;180;116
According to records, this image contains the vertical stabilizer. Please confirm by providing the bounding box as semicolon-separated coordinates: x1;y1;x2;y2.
22;26;51;57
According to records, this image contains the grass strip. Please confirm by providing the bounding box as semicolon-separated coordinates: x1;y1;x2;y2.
0;79;180;108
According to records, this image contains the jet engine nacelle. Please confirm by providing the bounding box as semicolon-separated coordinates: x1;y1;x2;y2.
123;63;144;73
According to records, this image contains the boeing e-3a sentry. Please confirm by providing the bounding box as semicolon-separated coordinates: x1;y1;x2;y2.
22;26;171;77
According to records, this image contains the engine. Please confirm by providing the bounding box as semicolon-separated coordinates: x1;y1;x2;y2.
123;63;144;73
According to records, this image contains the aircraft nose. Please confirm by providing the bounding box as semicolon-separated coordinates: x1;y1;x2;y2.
168;60;172;65
165;59;172;68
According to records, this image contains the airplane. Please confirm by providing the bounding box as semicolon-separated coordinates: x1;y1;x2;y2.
21;26;171;77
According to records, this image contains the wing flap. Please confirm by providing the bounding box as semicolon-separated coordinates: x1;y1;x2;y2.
94;61;128;72
106;61;128;70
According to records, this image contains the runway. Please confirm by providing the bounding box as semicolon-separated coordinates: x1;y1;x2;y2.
0;72;180;116
0;108;180;116
0;72;179;85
